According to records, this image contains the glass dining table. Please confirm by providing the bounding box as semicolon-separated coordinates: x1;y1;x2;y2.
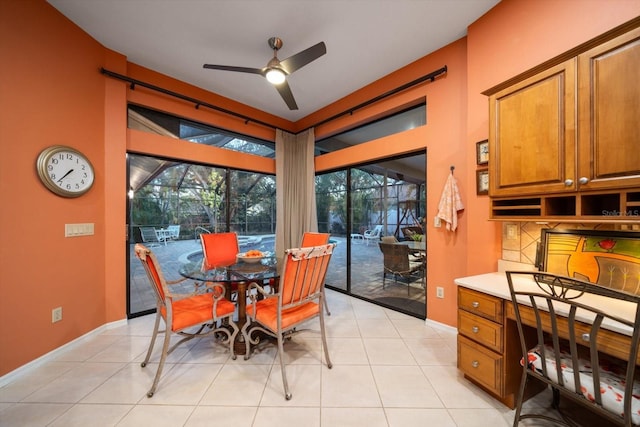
179;255;280;355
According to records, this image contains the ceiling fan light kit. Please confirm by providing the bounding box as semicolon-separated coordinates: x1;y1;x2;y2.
203;36;326;110
265;68;286;84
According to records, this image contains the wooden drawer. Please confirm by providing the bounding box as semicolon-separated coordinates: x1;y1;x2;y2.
458;334;503;395
458;287;503;323
458;310;503;353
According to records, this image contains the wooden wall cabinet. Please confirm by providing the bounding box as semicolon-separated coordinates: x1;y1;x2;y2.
488;59;577;197
484;21;640;221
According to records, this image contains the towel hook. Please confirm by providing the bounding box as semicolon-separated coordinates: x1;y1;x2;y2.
450;165;455;174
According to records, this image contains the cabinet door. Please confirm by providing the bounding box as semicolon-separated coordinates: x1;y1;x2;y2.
489;59;576;197
578;27;640;191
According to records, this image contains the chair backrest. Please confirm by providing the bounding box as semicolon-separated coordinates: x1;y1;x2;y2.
166;225;180;239
279;244;335;308
380;235;398;244
201;232;239;270
378;242;411;272
140;227;159;243
134;243;168;304
369;225;383;237
506;271;640;426
300;232;330;247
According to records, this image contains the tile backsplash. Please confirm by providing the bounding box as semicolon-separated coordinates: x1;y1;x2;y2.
501;222;638;266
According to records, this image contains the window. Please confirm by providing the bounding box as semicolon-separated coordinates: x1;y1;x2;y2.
128;104;275;157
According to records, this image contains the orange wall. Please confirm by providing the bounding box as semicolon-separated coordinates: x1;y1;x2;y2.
1;0;638;377
0;0;108;374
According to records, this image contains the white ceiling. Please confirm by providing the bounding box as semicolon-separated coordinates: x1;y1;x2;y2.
47;0;499;122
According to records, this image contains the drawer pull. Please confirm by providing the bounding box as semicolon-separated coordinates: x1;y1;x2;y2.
581;333;590;342
471;360;479;368
472;326;479;333
472;301;479;308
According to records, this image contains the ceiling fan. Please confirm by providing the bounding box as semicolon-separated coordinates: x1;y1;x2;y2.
203;37;326;110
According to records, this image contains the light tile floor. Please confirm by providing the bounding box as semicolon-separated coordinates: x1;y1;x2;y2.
0;290;606;427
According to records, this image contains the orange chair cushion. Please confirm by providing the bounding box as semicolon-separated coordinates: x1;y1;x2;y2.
246;298;320;332
161;293;235;332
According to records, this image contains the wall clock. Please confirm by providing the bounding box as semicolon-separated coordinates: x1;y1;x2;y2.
36;145;95;197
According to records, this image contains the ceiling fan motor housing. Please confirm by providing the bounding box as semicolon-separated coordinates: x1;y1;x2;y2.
268;37;283;51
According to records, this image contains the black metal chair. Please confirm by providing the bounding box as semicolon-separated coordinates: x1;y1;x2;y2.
378;242;425;295
506;271;640;427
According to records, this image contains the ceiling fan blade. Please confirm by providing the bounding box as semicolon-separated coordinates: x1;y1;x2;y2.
203;64;264;75
274;80;298;110
279;41;326;74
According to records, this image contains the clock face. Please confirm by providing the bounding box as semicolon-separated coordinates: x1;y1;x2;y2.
37;146;95;197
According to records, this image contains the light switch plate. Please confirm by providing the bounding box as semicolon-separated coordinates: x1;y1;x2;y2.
65;223;95;237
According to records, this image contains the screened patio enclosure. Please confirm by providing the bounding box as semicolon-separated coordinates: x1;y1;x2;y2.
128;152;426;319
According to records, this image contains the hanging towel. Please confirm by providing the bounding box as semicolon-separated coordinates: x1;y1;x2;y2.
437;172;464;231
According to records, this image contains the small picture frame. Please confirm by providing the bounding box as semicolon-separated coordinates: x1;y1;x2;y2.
476;139;489;165
476;169;489;195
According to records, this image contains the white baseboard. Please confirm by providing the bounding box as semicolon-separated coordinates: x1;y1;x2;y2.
0;318;128;388
425;318;457;334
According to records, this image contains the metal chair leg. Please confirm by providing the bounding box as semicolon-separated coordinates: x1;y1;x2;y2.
277;330;292;400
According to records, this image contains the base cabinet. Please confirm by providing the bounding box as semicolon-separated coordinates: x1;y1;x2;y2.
457;287;523;409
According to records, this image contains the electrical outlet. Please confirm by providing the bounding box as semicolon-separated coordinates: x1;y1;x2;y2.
436;287;444;299
52;307;62;323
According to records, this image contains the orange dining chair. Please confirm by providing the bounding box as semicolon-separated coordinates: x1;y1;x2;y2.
134;243;238;397
200;232;240;270
201;232;241;299
241;243;335;400
301;232;331;315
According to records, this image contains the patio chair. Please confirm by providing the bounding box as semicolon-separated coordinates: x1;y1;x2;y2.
378;242;425;295
363;224;383;245
166;225;180;240
140;226;161;247
507;271;640;427
381;235;398;244
301;232;331;315
241;243;335;400
134;243;238;397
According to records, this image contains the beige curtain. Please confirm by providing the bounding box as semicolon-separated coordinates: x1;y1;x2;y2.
275;128;318;257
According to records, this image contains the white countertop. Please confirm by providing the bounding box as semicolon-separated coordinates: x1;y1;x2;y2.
454;268;637;337
454;272;512;300
454;259;538;299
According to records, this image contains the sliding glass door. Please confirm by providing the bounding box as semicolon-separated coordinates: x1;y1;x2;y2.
318;152;427;319
127;154;276;318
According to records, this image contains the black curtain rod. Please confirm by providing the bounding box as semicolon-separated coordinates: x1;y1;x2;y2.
101;65;447;135
304;65;447;132
100;68;277;130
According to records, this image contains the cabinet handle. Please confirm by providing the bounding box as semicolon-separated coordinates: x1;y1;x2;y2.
564;179;573;186
471;360;479;368
472;301;479;308
472;326;479;333
578;176;589;185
